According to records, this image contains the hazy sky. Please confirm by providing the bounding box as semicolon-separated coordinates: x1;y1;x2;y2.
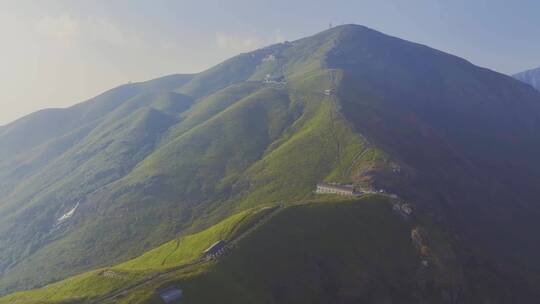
1;0;539;125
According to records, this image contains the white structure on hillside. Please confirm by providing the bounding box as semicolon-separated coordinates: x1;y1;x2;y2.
316;183;358;196
262;54;276;62
324;88;335;96
203;240;227;260
263;74;286;84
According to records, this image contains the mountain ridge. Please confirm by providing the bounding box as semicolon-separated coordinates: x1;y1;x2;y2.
514;66;540;91
1;24;540;301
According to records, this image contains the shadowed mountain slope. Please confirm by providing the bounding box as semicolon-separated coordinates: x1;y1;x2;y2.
324;26;540;277
1;198;525;304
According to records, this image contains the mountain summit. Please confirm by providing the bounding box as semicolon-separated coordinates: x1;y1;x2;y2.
1;25;540;302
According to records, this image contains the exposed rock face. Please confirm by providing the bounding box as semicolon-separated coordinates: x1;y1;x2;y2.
411;227;429;256
393;202;413;220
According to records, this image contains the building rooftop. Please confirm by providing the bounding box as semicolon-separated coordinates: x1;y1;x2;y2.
203;240;226;255
316;182;355;192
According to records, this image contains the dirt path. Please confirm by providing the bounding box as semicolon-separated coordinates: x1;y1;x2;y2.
344;147;371;177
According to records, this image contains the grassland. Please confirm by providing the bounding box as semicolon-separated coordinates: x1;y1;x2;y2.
1;193;518;304
0;206;276;303
3;24;540;301
110;196;469;304
0;197;414;303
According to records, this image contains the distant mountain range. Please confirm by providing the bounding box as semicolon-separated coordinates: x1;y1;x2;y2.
2;24;540;303
514;66;540;91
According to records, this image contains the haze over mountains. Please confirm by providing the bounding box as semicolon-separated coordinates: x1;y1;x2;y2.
514;66;540;91
2;24;540;303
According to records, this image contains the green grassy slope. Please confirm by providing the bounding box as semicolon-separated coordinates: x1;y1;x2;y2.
0;206;274;304
0;91;195;293
169;82;263;137
0;107;181;292
0;76;194;217
171;198;422;304
0;74;192;161
123;86;295;198
326;25;540;278
1;42;377;292
115;207;276;271
2;197;513;304
0;26;354;293
136;199;516;304
18;66;380;293
3;24;540;300
235;70;366;208
6;196;535;304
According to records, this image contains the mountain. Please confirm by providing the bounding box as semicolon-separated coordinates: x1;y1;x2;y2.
514;66;540;91
0;197;518;304
2;24;540;302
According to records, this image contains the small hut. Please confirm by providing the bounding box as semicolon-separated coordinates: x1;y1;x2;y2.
203;240;226;259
